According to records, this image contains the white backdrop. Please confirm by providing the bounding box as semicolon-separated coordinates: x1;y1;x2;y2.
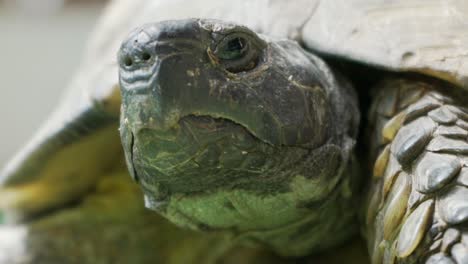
0;5;104;168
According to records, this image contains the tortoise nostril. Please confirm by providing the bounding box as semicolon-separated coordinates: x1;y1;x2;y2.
124;56;133;67
142;52;151;61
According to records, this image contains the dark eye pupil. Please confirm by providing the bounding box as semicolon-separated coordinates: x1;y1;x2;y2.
227;37;244;52
219;37;247;60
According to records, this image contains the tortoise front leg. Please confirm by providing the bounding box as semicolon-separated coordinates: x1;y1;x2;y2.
365;78;468;263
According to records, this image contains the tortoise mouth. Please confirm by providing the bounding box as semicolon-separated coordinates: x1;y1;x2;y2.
124;113;271;194
180;114;239;130
178;114;261;141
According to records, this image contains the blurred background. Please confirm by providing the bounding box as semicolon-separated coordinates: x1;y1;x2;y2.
0;0;107;168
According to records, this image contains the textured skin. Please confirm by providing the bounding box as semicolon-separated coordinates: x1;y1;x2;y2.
118;19;360;257
366;78;468;263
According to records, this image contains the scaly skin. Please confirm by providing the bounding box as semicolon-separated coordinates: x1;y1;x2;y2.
366;77;468;263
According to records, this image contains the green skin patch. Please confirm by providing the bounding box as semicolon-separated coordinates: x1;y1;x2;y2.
164;182;358;256
118;19;360;256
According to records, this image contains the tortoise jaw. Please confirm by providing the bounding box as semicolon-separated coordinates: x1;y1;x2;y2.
119;111;274;195
130;114;264;211
121;95;272;146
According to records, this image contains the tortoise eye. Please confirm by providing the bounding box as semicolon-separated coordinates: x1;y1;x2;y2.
213;33;260;73
217;37;248;60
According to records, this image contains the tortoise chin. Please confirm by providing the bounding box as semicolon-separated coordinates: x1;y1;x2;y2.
118;19;359;256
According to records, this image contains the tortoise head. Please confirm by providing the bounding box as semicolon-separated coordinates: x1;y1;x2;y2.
118;19;358;255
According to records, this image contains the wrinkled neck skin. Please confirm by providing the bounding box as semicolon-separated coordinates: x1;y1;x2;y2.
118;19;360;257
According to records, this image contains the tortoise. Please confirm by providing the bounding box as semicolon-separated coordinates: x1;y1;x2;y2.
0;0;467;263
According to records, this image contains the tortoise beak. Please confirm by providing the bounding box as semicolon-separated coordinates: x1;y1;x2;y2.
119;123;137;182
